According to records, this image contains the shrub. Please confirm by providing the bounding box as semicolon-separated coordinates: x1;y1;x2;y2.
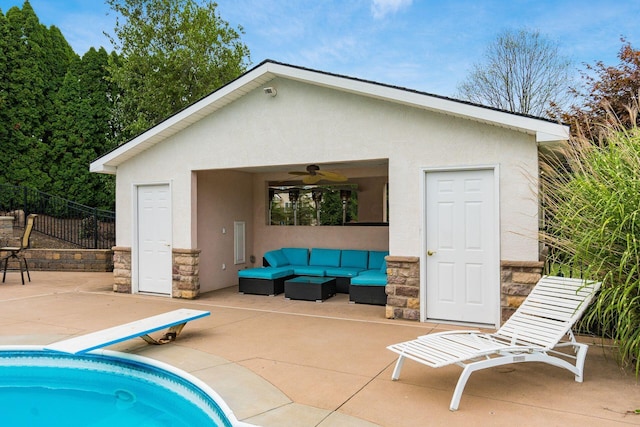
541;121;640;375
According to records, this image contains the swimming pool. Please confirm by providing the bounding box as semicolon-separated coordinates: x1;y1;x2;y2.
0;346;252;427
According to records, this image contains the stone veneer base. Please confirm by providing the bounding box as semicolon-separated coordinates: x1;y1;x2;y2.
384;257;544;323
112;246;201;299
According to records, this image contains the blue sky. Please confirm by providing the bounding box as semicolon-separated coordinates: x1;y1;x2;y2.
2;0;640;97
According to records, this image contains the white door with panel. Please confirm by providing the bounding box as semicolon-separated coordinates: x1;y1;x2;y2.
137;184;172;295
425;169;498;325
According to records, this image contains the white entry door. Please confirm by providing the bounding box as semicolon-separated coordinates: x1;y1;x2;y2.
137;184;172;295
425;169;498;325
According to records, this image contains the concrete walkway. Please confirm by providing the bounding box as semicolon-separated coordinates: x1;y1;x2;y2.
0;272;637;426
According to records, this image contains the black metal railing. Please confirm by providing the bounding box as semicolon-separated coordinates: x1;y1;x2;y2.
0;184;115;249
542;245;584;279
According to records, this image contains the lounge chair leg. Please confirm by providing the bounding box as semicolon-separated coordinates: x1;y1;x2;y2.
450;365;475;411
574;343;588;382
391;355;406;380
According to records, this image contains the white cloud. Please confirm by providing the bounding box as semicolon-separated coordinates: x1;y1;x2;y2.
371;0;412;19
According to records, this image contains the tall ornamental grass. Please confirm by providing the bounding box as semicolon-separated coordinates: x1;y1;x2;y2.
541;121;640;375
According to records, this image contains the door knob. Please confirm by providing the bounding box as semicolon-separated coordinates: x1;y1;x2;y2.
427;250;436;256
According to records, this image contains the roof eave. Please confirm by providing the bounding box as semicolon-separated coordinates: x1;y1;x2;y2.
264;62;570;142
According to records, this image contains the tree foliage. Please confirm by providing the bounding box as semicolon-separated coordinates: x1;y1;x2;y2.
0;2;119;209
0;2;74;190
49;48;118;208
563;40;640;139
1;0;250;210
457;28;573;118
105;0;251;139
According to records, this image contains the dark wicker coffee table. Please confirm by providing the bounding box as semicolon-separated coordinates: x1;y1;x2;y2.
284;276;336;302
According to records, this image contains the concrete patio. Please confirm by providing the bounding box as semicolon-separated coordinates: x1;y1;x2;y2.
0;272;637;426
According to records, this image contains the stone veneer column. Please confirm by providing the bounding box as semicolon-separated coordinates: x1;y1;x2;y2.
385;256;420;320
112;246;131;293
384;257;543;323
500;260;544;322
172;248;201;299
112;246;201;299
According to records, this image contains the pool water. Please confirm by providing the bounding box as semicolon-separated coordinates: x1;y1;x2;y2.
0;349;237;427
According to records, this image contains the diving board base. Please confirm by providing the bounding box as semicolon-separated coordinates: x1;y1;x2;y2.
140;323;186;345
44;309;210;354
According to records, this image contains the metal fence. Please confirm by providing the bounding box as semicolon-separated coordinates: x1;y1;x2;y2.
542;245;584;279
0;184;115;249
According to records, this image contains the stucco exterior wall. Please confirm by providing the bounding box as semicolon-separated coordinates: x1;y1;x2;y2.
112;76;540;295
196;170;254;292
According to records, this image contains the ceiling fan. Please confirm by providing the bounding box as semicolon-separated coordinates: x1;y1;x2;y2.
288;164;348;184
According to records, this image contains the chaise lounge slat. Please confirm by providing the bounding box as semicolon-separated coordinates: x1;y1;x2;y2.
387;275;601;411
44;309;210;354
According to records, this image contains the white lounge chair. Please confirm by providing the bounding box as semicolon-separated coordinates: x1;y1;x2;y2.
387;275;601;411
44;308;210;354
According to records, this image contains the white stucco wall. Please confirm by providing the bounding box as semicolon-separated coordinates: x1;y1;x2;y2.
113;76;541;281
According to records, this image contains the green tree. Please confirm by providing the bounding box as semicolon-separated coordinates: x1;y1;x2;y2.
105;0;251;139
563;40;640;139
49;48;117;209
0;1;75;190
457;28;573;118
319;190;358;226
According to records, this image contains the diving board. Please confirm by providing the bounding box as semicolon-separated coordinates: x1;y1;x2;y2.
44;309;210;354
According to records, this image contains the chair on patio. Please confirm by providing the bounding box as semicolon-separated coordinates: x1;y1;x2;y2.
387;275;601;411
1;214;37;285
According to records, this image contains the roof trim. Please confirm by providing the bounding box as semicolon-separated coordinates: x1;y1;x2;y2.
91;60;570;174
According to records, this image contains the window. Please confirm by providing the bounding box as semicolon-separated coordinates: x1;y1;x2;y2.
267;184;358;226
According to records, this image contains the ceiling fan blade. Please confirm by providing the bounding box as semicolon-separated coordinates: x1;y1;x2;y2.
317;171;348;182
302;175;323;184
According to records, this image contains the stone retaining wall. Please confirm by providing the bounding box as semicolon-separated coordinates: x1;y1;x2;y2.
0;217;13;239
5;249;113;272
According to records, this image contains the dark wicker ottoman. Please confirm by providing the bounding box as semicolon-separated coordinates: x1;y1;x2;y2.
284;276;336;302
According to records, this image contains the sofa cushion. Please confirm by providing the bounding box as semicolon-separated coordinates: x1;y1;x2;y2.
281;247;309;266
368;251;389;270
309;248;341;267
238;266;294;280
340;249;368;269
325;267;364;278
264;249;290;267
293;266;326;276
351;271;387;286
380;258;387;272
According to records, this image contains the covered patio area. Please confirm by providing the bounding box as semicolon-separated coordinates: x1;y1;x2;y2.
0;272;636;426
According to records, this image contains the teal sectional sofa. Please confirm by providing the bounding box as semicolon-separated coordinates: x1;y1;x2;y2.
349;250;388;305
238;248;389;305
